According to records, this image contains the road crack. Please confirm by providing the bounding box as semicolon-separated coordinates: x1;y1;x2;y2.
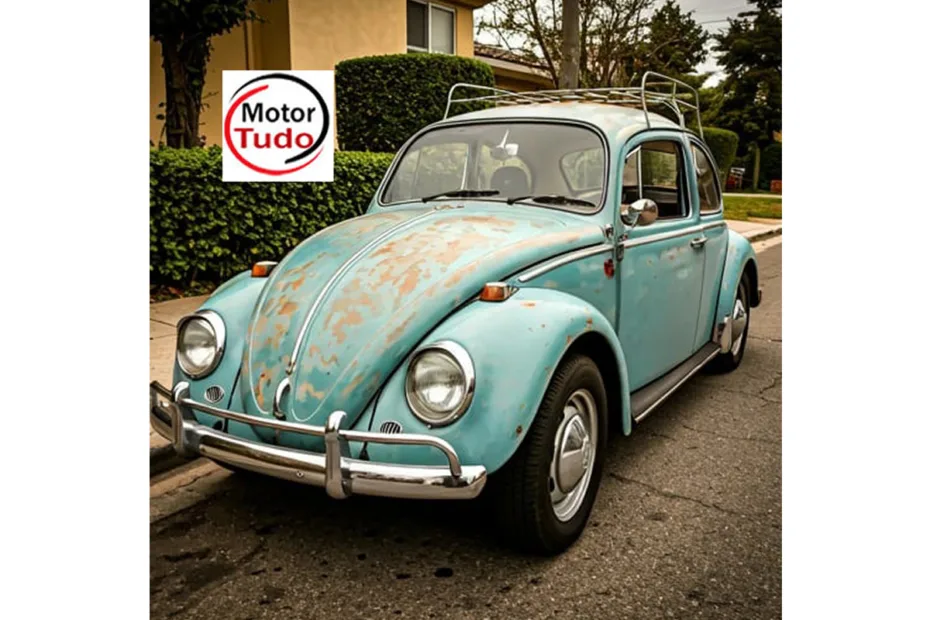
608;473;770;518
679;422;779;446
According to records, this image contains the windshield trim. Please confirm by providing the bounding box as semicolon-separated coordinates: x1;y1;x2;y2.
376;118;611;215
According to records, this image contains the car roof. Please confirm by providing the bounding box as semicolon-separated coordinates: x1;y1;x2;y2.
437;101;687;143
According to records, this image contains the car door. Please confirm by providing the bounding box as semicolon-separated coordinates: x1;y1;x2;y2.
616;132;706;391
688;138;728;349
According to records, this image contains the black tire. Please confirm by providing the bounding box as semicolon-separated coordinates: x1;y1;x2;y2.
489;354;608;555
709;272;751;373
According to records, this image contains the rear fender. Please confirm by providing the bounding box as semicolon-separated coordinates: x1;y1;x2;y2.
715;230;760;327
365;288;631;474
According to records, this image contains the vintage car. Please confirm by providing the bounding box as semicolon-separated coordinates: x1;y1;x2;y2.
150;74;761;554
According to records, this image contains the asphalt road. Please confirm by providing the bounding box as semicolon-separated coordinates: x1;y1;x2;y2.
151;244;782;620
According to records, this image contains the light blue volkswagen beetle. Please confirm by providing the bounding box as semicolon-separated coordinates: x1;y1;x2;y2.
151;74;761;554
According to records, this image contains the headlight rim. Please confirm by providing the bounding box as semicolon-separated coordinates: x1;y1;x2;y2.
176;310;226;379
404;340;476;427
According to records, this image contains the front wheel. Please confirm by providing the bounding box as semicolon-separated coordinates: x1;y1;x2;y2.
489;354;608;555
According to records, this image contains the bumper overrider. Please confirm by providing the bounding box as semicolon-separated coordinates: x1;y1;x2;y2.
150;381;487;500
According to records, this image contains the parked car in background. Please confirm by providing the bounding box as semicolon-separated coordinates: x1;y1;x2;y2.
150;74;761;554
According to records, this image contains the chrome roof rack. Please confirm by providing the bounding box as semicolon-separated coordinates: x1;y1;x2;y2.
443;71;703;139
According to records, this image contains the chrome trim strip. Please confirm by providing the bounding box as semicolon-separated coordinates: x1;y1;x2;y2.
286;209;437;374
633;346;720;423
623;221;726;249
516;244;613;283
150;381;486;500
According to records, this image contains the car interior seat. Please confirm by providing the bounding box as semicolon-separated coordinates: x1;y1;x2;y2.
490;166;530;198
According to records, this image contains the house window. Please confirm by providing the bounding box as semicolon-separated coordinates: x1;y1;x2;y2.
407;1;455;54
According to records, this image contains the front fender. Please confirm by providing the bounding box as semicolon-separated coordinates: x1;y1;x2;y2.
715;230;760;327
171;270;266;419
365;288;631;474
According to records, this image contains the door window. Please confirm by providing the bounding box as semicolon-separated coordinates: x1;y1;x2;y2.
622;140;688;220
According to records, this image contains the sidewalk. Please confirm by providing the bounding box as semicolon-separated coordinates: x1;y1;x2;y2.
150;296;208;457
149;219;782;463
725;217;783;242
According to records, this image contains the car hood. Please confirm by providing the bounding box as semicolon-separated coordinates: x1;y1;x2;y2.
238;203;605;427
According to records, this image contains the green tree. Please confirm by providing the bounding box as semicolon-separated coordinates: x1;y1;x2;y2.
634;0;710;84
712;0;782;189
479;1;709;89
151;0;260;148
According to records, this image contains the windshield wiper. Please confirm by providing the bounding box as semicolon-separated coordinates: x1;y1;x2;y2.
421;189;500;202
506;194;597;208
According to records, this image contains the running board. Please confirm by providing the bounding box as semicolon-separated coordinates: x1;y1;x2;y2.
631;342;720;423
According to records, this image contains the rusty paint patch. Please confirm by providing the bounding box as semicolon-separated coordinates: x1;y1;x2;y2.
521;301;537;308
385;315;415;348
329;309;363;344
297;382;325;401
515;424;523;436
566;334;573;345
277;301;299;316
340;373;365;398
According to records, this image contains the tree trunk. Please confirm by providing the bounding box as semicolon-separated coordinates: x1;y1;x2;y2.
752;143;761;191
160;37;209;148
558;0;580;89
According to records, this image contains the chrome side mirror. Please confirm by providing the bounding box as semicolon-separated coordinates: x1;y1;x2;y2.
621;198;658;228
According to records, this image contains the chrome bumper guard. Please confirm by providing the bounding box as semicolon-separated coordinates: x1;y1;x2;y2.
149;381;487;500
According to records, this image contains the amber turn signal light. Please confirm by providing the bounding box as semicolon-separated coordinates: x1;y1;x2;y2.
479;282;518;302
251;261;278;278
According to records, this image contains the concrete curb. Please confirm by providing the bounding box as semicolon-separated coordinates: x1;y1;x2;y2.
150;443;196;478
742;225;782;243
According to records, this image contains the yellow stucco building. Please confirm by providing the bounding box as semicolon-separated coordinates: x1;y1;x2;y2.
150;0;549;146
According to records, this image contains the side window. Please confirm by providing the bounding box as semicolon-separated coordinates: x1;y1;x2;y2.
691;144;722;214
560;148;604;193
415;143;468;197
622;140;688;220
382;143;467;203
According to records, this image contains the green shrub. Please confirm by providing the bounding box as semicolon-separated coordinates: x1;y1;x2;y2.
150;146;394;286
701;127;740;183
335;53;495;153
759;142;782;188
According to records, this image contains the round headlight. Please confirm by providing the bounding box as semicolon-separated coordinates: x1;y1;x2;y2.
177;311;225;378
405;341;475;426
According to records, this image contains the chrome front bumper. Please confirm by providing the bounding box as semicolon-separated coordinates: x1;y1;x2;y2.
149;381;487;500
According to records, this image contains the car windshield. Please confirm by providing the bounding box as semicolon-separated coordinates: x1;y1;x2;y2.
381;122;606;210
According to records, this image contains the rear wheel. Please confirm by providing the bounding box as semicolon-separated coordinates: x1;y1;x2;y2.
709;272;751;373
490;354;608;555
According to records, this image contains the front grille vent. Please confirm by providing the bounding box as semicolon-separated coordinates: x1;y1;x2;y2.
204;385;225;403
379;420;403;434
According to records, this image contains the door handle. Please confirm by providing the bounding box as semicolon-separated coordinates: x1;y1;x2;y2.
690;236;708;249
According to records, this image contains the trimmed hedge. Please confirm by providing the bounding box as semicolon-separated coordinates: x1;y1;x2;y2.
150;147;394;286
335;53;495;153
759;142;782;188
701;127;740;183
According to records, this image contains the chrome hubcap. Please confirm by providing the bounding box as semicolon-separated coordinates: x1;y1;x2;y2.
731;297;747;356
549;389;597;522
